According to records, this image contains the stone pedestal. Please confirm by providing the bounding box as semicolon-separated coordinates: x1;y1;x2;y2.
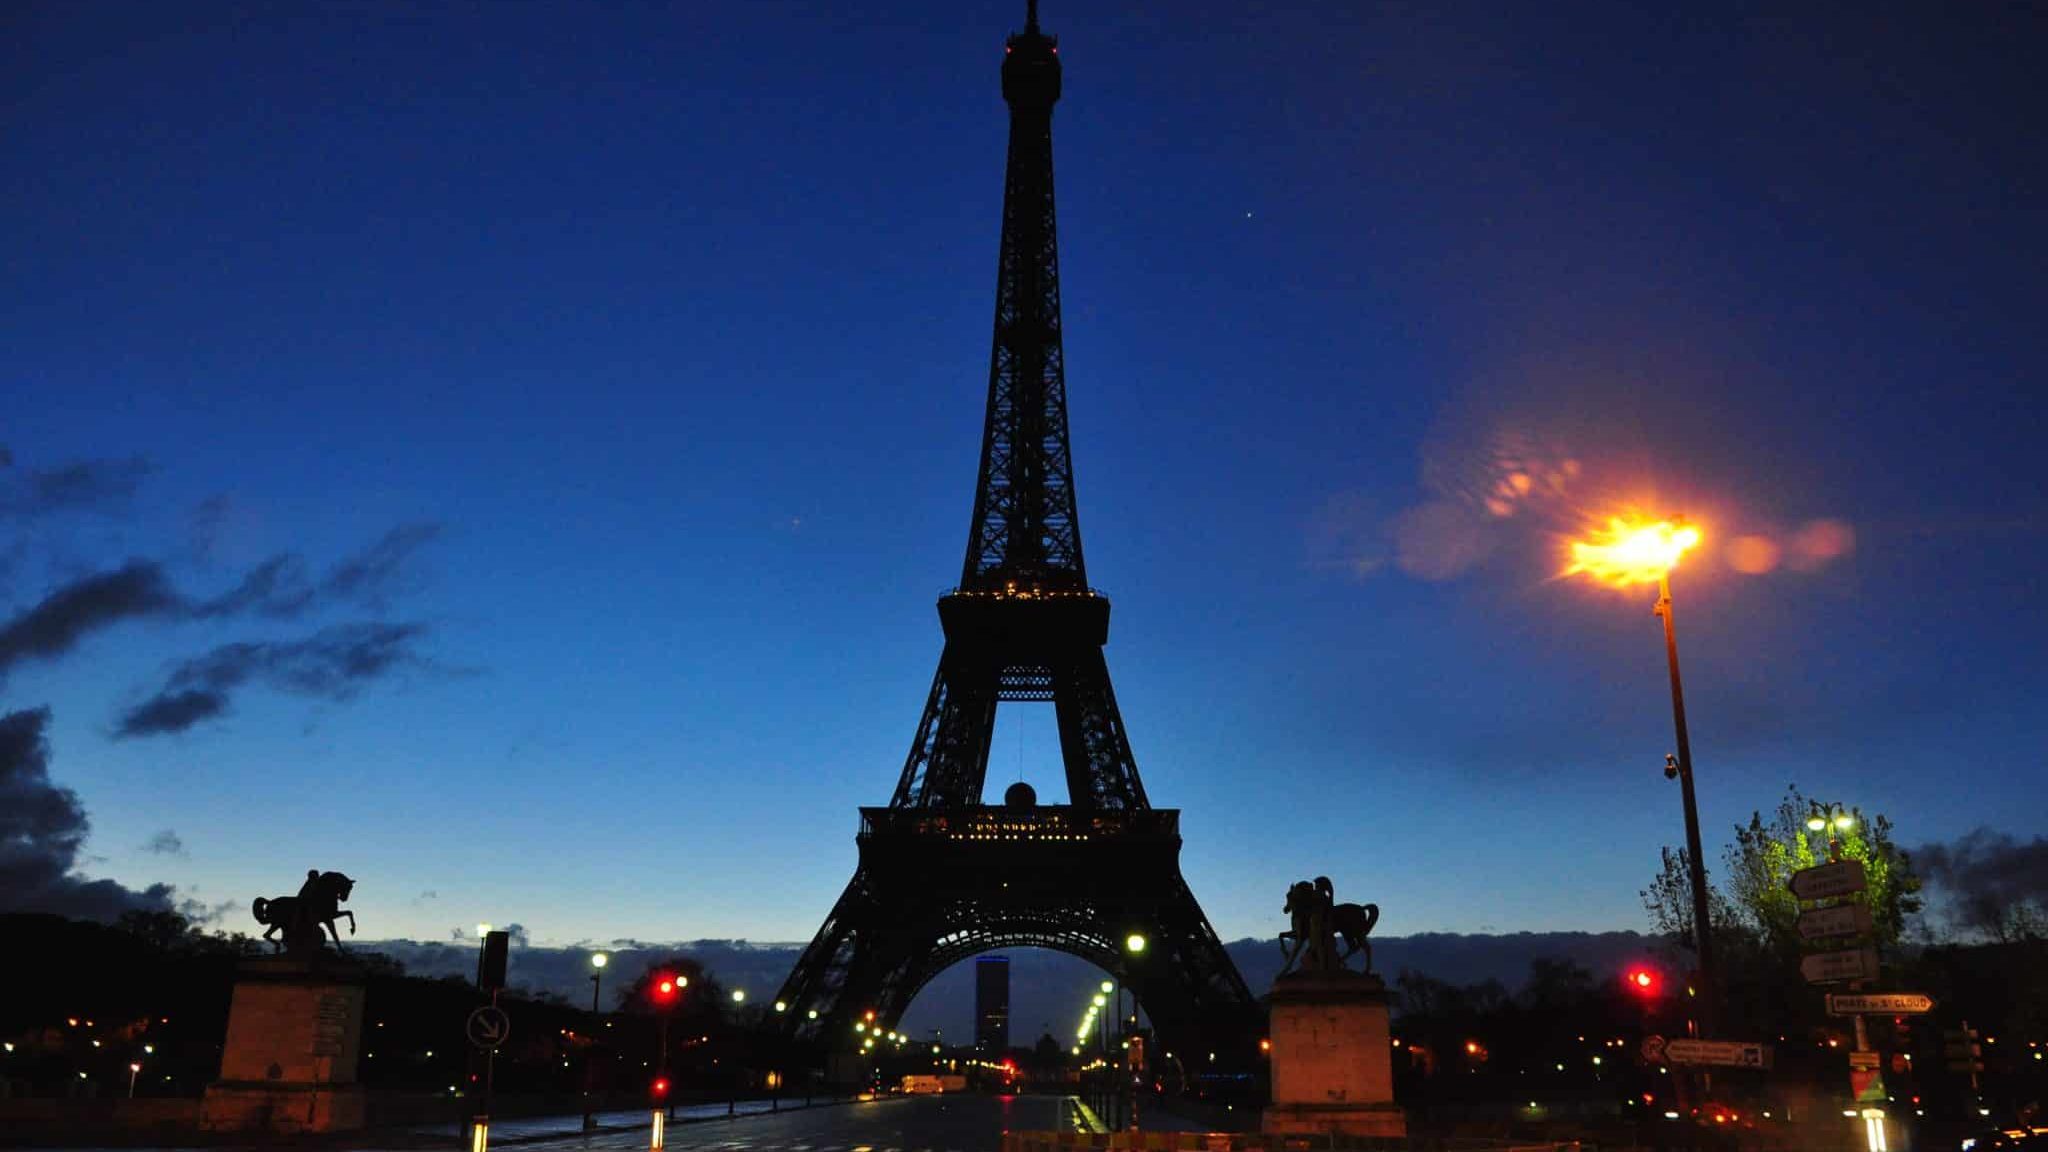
1262;971;1406;1138
201;956;367;1134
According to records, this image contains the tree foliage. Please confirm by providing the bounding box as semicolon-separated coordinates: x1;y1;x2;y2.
1722;785;1922;956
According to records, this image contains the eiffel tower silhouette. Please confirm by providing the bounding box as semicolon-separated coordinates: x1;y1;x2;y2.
773;2;1258;1060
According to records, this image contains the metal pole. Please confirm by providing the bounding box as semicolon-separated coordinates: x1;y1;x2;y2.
585;973;601;1131
1657;573;1716;1037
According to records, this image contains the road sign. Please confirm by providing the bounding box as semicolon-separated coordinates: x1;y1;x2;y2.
1661;1039;1774;1069
1849;1051;1881;1069
1800;947;1880;984
1798;903;1875;940
1828;993;1935;1015
1789;860;1867;901
1641;1035;1667;1063
466;1005;511;1051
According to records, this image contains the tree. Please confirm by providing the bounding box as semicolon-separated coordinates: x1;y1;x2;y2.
1639;845;1742;959
1721;786;1922;957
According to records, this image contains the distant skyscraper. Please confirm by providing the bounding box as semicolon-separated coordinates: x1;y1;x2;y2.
975;956;1010;1052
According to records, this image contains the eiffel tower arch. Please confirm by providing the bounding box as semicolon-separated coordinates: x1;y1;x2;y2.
773;3;1259;1061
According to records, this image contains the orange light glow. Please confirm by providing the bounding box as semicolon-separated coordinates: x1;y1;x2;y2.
1564;517;1701;587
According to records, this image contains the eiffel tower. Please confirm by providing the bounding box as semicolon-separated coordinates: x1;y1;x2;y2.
772;2;1258;1059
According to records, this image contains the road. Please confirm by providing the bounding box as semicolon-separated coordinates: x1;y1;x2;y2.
378;1094;1111;1152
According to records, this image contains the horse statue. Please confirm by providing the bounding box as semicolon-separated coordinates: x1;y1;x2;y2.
1278;875;1380;976
252;869;357;956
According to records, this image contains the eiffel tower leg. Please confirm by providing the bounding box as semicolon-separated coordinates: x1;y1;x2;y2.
1054;647;1148;810
889;644;998;809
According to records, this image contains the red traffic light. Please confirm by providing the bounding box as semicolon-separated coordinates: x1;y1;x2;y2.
652;1077;670;1097
1625;967;1660;995
652;972;685;1004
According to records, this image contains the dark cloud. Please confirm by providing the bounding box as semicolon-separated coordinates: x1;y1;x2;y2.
142;829;188;858
113;622;433;739
0;561;182;681
1917;828;2048;911
0;707;175;920
322;523;443;606
503;922;531;947
112;689;230;738
178;895;240;925
192;554;316;618
189;524;443;619
0;457;149;518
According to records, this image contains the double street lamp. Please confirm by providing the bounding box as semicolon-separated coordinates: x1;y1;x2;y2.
1565;516;1716;1035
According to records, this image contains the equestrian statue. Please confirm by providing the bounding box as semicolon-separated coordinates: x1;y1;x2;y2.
1278;875;1379;977
251;869;357;956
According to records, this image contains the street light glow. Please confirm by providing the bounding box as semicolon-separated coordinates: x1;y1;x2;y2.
1100;980;1114;994
1563;517;1701;587
1125;933;1147;954
732;989;746;1003
591;952;608;969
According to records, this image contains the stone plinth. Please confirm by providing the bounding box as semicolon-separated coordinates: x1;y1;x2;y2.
201;956;367;1133
1261;971;1405;1138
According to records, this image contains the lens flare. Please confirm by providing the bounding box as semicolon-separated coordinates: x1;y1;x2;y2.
1564;517;1701;587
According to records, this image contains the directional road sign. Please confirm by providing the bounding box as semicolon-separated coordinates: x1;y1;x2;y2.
1828;993;1936;1015
1662;1039;1774;1069
1848;1051;1881;1069
1789;860;1868;901
1801;947;1880;984
1641;1035;1667;1064
1798;903;1875;940
466;1005;511;1051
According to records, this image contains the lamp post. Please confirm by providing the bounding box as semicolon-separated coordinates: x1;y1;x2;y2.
1566;517;1715;1036
1119;933;1146;1130
583;953;607;1132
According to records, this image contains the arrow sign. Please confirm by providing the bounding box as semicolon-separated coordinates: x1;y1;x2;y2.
1828;993;1936;1016
1789;860;1868;901
1801;948;1880;984
466;1005;511;1051
1662;1039;1774;1069
1799;903;1875;940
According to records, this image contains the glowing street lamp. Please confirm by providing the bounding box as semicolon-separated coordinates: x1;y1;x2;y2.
1564;515;1716;1034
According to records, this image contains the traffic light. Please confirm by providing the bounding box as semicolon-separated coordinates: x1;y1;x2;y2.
1624;966;1660;997
652;974;682;1006
651;1076;670;1098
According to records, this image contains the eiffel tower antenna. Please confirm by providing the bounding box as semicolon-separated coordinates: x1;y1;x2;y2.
773;3;1258;1071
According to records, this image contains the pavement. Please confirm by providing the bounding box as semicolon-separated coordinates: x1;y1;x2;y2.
401;1094;1103;1152
25;1091;1174;1152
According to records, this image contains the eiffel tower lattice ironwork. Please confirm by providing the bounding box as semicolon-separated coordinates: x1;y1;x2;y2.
772;3;1259;1060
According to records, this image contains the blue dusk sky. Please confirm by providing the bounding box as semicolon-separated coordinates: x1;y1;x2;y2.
3;2;2042;952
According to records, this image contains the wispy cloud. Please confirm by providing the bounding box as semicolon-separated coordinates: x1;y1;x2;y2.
142;829;189;858
0;561;182;682
114;622;435;738
321;523;443;607
0;455;150;519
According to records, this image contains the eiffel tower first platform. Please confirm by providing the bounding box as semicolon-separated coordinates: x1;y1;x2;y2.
772;2;1259;1061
